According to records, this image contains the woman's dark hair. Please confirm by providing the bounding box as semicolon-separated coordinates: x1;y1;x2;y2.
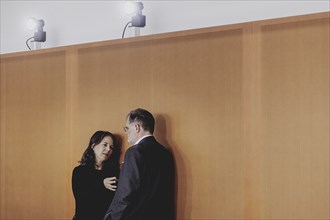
79;131;120;172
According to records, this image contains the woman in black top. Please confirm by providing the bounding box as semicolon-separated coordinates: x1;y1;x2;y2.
72;131;120;220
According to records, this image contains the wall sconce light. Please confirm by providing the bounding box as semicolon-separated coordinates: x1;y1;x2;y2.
122;1;146;38
26;17;46;50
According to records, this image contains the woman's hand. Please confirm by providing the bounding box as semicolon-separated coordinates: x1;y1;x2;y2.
103;177;117;191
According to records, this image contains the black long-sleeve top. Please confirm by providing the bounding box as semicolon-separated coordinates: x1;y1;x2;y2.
72;165;118;220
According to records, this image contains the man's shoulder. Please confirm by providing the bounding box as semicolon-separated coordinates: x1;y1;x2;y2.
126;137;161;155
139;137;170;154
138;135;156;144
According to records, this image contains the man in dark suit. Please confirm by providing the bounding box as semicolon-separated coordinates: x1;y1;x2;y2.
103;108;175;220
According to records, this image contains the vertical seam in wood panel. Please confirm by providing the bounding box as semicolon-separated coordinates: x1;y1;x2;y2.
242;20;263;219
328;14;330;220
328;13;330;220
242;22;253;219
255;19;263;219
65;47;76;219
0;61;6;219
252;20;264;219
151;41;155;112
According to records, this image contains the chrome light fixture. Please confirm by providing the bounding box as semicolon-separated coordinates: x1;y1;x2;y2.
122;1;146;38
26;18;46;50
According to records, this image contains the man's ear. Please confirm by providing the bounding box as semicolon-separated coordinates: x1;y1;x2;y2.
135;124;141;133
91;143;95;149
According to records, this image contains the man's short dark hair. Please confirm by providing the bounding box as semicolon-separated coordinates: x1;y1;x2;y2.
127;108;155;134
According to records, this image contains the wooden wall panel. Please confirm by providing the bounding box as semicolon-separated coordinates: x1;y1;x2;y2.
71;41;154;161
0;52;69;219
151;29;245;219
257;16;329;219
73;29;243;219
70;27;247;219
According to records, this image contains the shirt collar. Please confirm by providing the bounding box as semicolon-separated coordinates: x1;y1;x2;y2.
135;134;153;145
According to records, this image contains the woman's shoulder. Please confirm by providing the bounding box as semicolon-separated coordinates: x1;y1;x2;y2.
72;164;92;174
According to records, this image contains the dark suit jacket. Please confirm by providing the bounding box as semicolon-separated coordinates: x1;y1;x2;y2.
103;136;175;220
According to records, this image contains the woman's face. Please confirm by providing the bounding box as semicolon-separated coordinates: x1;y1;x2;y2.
92;136;114;165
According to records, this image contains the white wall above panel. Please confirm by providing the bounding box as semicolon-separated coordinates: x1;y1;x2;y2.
1;0;329;54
